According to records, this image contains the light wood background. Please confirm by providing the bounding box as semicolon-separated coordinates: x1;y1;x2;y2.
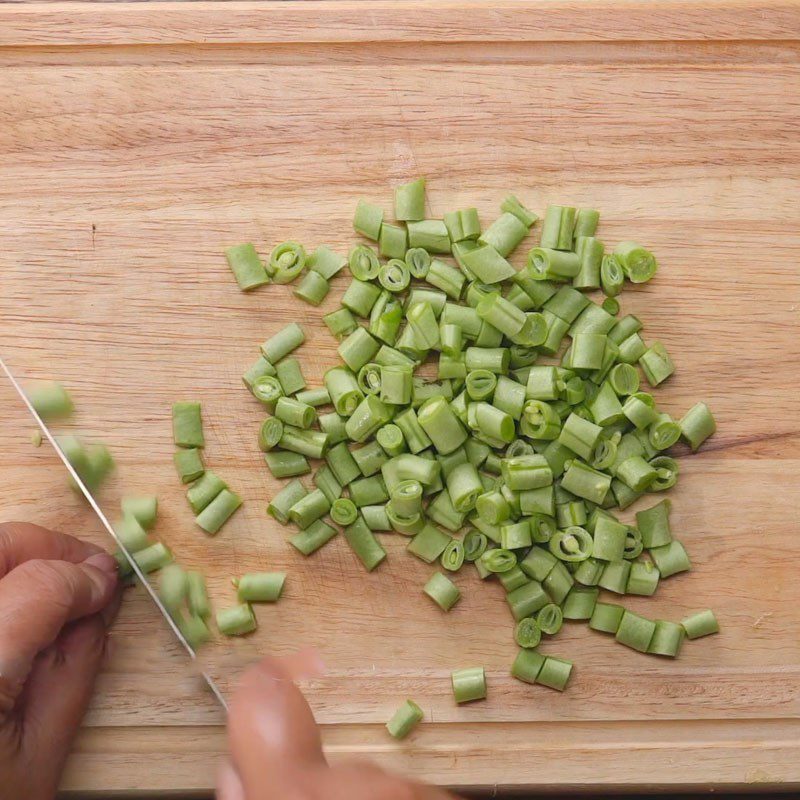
1;1;799;795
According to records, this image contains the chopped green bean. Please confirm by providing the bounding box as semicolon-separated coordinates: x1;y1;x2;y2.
424;571;461;611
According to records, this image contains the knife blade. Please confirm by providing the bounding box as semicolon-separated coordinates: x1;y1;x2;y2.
0;355;228;711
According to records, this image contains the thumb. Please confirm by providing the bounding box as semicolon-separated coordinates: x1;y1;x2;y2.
228;656;326;794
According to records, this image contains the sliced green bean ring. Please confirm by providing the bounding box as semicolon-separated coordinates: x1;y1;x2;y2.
405;247;431;278
441;538;465;571
465;369;497;401
608;363;640;396
514;312;548;347
258;417;284;451
252;375;283;406
549;526;593;562
357;363;382;396
479;548;517;573
514;617;542;649
600;253;624;297
591;432;620;470
379;259;411;293
521;400;561;440
650;455;679;491
649;415;682;450
529;514;557;543
509;345;538;368
331;497;358;526
270;241;307;284
349;245;381;280
536;603;564;635
463;530;488;562
623;527;644;560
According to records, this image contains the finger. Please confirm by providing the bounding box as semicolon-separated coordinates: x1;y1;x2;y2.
228;657;326;793
0;554;118;692
0;521;104;578
20;612;110;784
216;759;246;800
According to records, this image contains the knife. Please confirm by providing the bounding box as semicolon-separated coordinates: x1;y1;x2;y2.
0;355;228;711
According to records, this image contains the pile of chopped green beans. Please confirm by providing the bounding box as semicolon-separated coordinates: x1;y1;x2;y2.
231;178;719;713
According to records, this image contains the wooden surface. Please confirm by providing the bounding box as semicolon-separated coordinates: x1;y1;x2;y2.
1;1;799;794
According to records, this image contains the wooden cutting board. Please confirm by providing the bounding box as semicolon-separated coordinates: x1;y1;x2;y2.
1;1;799;794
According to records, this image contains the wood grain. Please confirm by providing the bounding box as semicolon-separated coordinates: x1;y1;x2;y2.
1;1;799;794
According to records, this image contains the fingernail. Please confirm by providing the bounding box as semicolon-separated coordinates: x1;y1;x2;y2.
84;552;120;579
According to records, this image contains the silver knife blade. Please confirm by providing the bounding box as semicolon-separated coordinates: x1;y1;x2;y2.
0;355;228;711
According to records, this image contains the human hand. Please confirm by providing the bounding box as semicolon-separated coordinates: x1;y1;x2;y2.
0;521;120;800
220;657;457;800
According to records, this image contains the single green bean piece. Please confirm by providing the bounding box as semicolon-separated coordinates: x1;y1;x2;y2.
188;472;228;515
243;356;277;394
354;199;384;240
339;327;380;372
121;495;158;530
395;177;426;221
275;396;316;430
174;448;204;484
196;489;242;535
380;223;408;259
279;426;329;459
679;402;716;451
264;450;311;478
441;538;465;571
261;323;306;364
323;307;358;340
379;259;412;293
325;442;361;485
235;572;286;603
626;560;660;596
172;402;204;448
649;539;691;578
527;247;580;281
407;219;450;254
615;610;656;652
216;603;257;636
459;243;516;284
115;514;150;552
407;523;451;563
225;243;269;291
289;489;331;530
361;504;392;531
598;560;632;594
294;387;331;408
602;296;620;315
313;465;342;504
536;657;573;691
573;235;604;290
325;367;364;417
344;516;387;571
386;699;424;740
133;542;173;574
342;279;382;318
511;649;545;684
614;241;657;283
187;571;211;618
514;618;542;649
451;667;486;703
290;519;338;555
479;211;529;258
682;609;720;639
352;440;390;477
444;207;481;242
405;247;432;279
562;586;599;620
28;381;74;421
424;571;461;611
425;258;466;300
639;341;675;386
294;270;330;306
589;601;624;633
636;499;672;548
648;620;685;657
309;244;346;280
